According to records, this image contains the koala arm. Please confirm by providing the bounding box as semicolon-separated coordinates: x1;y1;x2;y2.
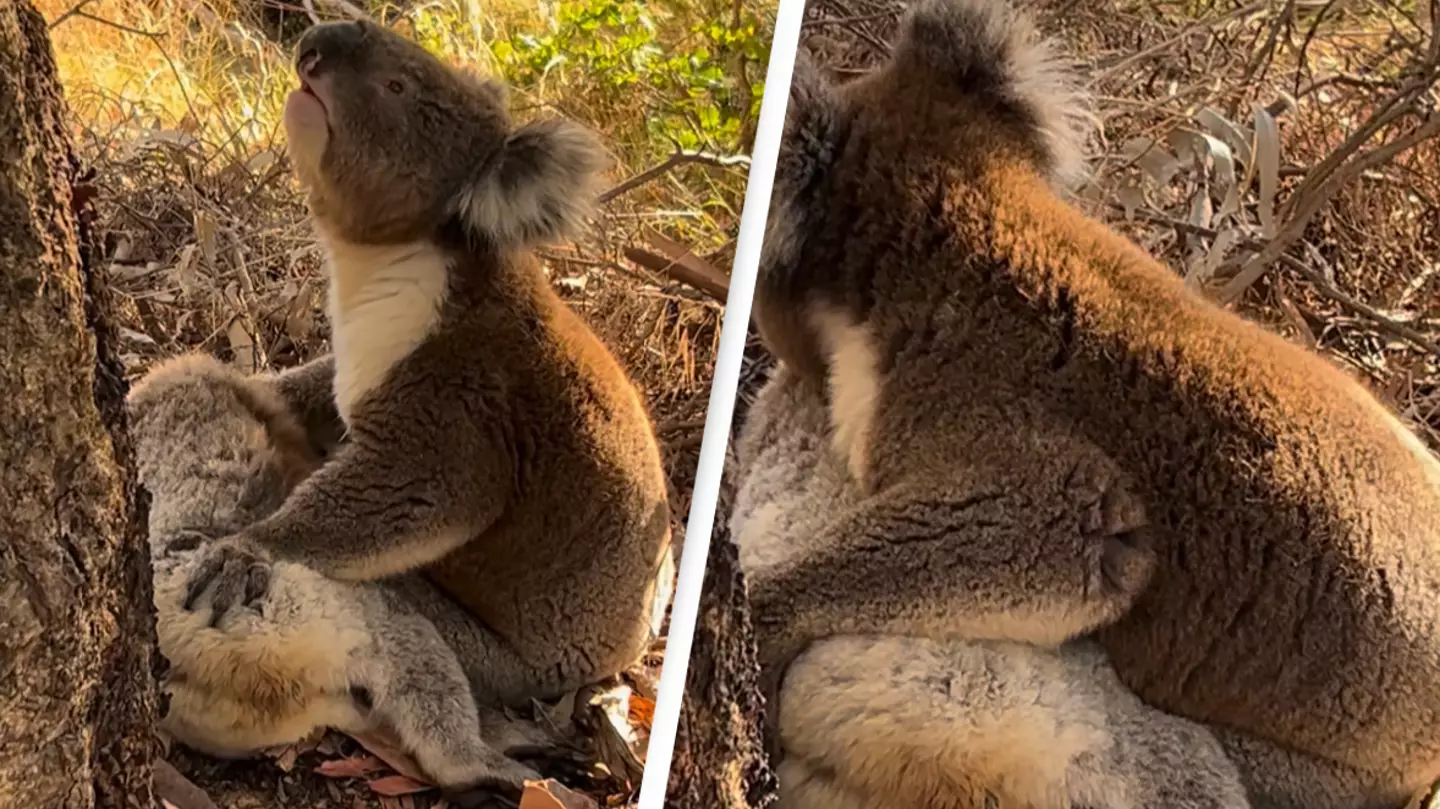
746;474;1155;710
183;409;514;616
265;355;345;454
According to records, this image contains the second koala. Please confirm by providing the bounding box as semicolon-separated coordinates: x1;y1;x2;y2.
182;19;673;708
130;354;551;796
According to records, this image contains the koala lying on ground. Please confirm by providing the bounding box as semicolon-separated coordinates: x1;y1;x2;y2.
181;19;672;710
743;0;1440;806
732;365;1250;809
129;353;556;797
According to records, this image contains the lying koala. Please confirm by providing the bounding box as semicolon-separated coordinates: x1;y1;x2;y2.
128;353;551;798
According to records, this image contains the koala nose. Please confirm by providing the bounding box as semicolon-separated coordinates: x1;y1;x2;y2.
295;21;365;77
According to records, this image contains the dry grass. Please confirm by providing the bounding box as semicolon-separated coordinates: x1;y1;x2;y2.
798;0;1440;448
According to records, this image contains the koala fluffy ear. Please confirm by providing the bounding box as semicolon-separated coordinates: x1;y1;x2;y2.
889;0;1090;186
751;52;845;382
776;51;843;201
457;119;610;250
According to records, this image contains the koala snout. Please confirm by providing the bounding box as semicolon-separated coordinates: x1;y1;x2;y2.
295;20;366;76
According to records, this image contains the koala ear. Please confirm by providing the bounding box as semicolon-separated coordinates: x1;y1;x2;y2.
751;53;846;382
764;51;843;273
457;119;610;250
777;51;843;199
889;0;1090;186
458;70;510;108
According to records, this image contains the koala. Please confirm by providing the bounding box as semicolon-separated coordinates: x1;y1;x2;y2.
732;364;1250;809
129;353;563;798
744;0;1440;806
181;19;673;709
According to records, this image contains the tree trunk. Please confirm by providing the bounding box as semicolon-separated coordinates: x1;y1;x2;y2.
0;3;158;808
664;332;778;809
664;507;777;809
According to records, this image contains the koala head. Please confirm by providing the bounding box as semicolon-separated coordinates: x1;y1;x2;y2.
283;20;609;249
754;0;1092;373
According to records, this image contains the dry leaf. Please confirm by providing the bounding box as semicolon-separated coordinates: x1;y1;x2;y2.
588;686;645;784
284;280;317;344
519;780;600;809
1123;137;1181;187
627;695;655;729
366;775;433;796
118;326;157;347
1195;107;1253;171
173;244;201;301
316;755;388;779
351;729;431;782
194;210;219;270
1253;105;1281;239
544;690;579;729
273;744;301;773
228;317;257;375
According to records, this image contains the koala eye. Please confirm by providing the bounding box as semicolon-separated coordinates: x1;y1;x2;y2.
386;79;405;95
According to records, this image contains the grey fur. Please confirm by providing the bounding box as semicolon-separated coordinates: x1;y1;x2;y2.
129;354;548;795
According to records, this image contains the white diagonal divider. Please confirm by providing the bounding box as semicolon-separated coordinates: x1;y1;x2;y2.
633;0;806;803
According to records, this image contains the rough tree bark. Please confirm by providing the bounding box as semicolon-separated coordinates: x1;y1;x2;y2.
664;511;777;809
0;2;158;807
664;337;777;809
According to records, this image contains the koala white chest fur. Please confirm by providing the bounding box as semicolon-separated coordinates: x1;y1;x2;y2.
323;236;449;425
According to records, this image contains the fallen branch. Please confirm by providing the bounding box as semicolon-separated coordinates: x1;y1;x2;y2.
600;151;751;205
625;229;731;302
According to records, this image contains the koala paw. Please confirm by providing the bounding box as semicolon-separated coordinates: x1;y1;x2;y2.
505;744;599;790
1071;464;1156;606
182;535;272;625
442;775;525;809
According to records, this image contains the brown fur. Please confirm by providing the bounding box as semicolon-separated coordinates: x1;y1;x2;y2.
182;19;672;706
749;0;1440;805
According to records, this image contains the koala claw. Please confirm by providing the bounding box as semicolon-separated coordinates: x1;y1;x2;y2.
505;744;598;788
442;778;524;809
182;537;272;621
1097;531;1155;598
1076;475;1156;603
